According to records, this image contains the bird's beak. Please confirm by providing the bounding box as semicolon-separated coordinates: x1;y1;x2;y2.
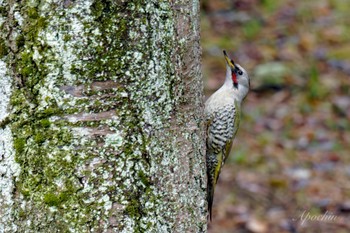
223;50;235;69
223;50;239;88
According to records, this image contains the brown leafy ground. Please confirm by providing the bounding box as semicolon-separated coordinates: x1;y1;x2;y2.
202;1;350;232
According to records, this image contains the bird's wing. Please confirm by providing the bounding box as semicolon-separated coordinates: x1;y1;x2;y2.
223;100;240;162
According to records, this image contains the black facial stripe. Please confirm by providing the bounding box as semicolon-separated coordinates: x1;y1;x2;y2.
234;66;242;75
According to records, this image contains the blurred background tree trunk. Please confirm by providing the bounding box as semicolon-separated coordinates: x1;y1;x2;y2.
0;0;206;232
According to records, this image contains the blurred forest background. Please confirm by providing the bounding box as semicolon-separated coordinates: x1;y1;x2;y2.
201;0;350;232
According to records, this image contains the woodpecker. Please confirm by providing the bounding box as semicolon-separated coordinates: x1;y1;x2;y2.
205;50;250;220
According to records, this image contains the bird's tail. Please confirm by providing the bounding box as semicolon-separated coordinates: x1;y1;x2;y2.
207;179;215;221
207;150;223;221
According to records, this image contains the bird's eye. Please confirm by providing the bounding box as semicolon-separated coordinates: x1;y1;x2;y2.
238;70;243;75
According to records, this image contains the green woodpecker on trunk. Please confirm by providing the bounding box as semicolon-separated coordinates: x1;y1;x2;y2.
205;51;250;220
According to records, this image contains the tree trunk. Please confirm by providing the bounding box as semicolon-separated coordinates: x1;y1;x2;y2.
0;0;206;232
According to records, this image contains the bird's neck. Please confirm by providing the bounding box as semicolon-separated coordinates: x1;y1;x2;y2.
233;85;249;102
222;80;249;103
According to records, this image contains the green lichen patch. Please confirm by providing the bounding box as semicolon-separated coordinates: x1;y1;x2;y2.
43;192;63;207
125;199;142;219
13;138;26;154
39;119;51;128
0;38;8;57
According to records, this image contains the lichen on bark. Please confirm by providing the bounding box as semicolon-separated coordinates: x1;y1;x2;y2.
0;60;21;233
0;0;206;232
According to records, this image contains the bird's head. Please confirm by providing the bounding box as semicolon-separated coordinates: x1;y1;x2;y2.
223;50;250;91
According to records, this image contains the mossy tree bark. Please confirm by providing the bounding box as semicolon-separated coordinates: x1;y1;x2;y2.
0;0;206;232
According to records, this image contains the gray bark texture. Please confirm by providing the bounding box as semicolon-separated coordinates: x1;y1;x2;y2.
0;0;206;232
